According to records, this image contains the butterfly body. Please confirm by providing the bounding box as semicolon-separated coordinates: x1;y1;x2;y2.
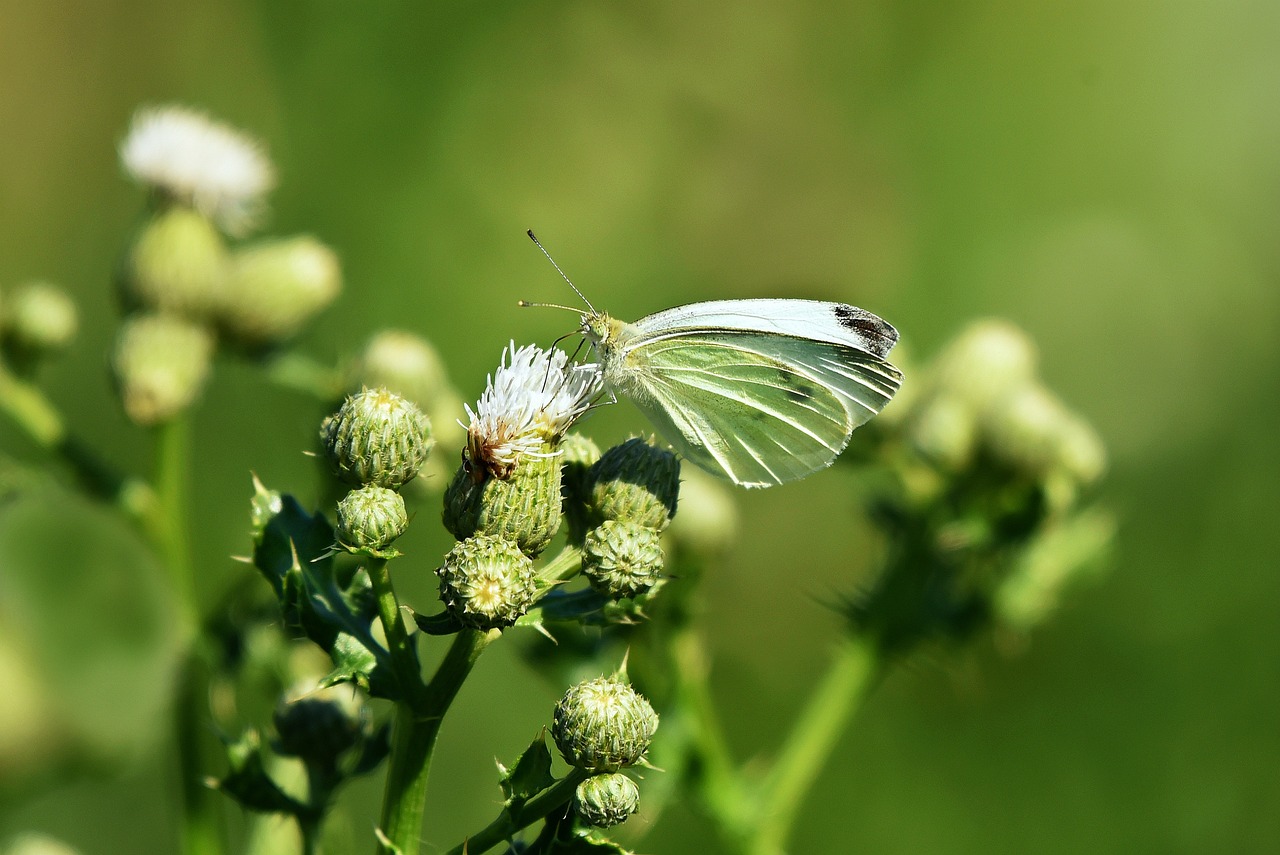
580;298;902;489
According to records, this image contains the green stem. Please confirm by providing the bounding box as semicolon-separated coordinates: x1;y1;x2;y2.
536;544;583;583
0;361;154;519
442;767;591;855
153;416;223;855
745;634;882;855
674;625;744;826
370;554;497;855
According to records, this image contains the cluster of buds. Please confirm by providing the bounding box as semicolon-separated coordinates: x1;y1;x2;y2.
321;387;432;556
438;343;601;626
570;436;680;600
552;674;657;828
114;105;342;425
854;319;1112;646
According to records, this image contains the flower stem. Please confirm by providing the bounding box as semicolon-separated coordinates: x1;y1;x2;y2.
746;633;882;855
153;415;224;855
369;549;498;855
442;767;591;855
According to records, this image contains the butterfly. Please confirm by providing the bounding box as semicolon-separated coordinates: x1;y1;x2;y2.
525;233;903;488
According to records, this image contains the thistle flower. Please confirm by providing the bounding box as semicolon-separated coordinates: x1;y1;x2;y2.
120;105;275;235
462;342;601;481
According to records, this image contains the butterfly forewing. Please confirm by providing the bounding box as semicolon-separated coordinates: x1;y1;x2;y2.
620;330;901;486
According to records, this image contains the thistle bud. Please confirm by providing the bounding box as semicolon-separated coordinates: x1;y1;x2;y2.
552;676;658;772
122;206;228;318
336;485;408;553
273;682;366;765
436;534;537;629
931;319;1037;416
219;235;341;346
559;432;601;544
321;388;432;489
112;313;215;425
586;437;680;531
443;443;562;557
582;520;664;599
983;383;1070;478
573;772;640;828
2;281;78;361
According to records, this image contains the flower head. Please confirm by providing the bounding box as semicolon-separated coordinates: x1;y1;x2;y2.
120;105;275;234
463;342;601;480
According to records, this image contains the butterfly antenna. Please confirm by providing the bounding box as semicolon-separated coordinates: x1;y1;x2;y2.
527;229;597;313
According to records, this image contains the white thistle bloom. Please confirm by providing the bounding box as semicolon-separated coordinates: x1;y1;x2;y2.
120;105;276;235
464;343;602;480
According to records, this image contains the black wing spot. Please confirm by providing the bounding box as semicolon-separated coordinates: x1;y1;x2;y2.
832;304;897;357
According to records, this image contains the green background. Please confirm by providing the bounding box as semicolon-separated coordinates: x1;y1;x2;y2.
1;1;1277;852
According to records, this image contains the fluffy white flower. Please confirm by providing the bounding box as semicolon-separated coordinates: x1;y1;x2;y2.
120;105;275;234
464;343;602;479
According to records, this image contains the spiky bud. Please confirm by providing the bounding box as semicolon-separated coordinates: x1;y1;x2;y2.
582;520;663;599
586;437;680;531
112;313;215;425
218;235;341;346
123;206;228;318
321;388;432;489
336;485;408;553
436;534;537;629
2;281;78;359
573;772;640;828
552;676;658;772
443;443;562;557
273;683;366;765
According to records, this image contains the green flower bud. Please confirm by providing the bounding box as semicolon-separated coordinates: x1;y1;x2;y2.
219;235;341;345
336;485;408;553
444;442;562;557
350;330;453;413
552;676;658;771
931;319;1037;416
559;432;601;543
112;313;215;425
983;383;1070;478
2;281;78;358
273;682;366;764
909;392;977;471
586;437;680;531
436;534;537;629
582;520;663;599
573;772;640;828
123;206;228;318
321;388;433;489
666;466;738;559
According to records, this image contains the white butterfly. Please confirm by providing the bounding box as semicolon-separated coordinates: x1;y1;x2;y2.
526;233;903;488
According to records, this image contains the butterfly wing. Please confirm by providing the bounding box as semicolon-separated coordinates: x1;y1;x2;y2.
617;330;902;487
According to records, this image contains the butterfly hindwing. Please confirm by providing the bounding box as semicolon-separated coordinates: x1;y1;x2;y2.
618;329;901;487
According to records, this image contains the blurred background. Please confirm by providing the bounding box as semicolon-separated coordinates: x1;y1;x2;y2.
1;1;1277;852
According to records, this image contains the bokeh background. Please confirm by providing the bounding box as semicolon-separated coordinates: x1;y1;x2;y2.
2;1;1278;852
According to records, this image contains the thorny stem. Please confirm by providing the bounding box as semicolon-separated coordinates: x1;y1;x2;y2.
442;767;591;855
